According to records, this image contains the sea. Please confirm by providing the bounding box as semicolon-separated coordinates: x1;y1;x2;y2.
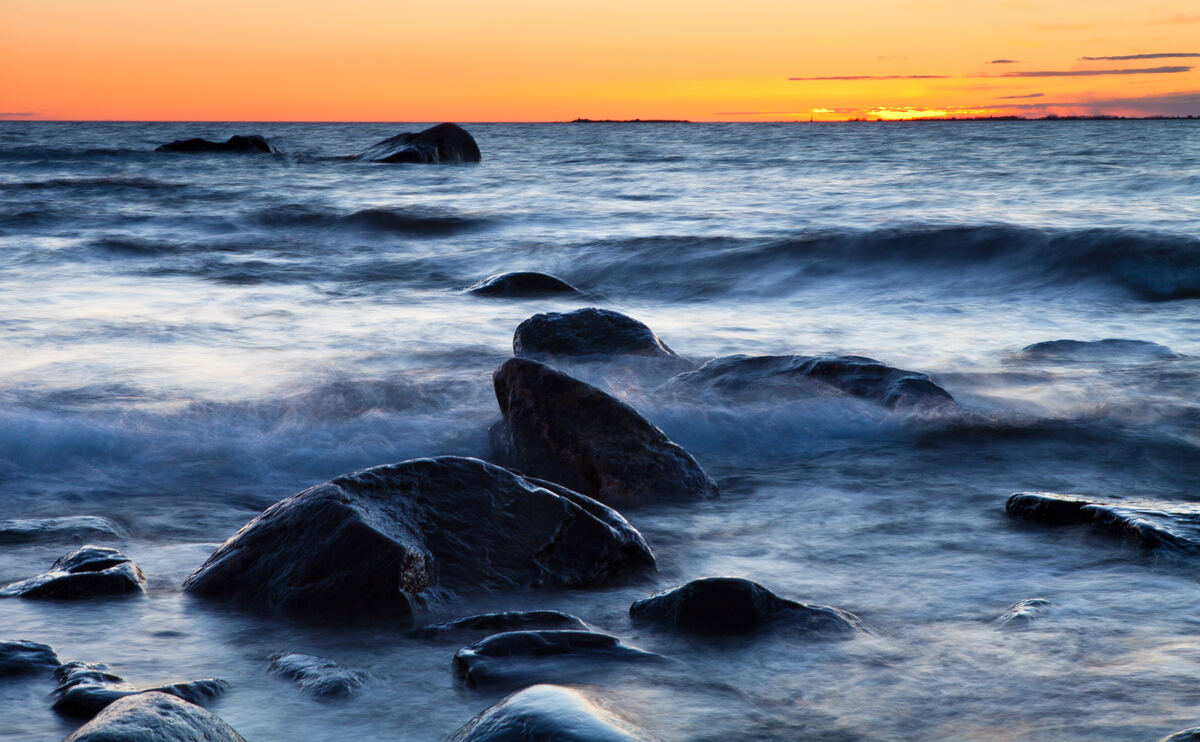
1;120;1198;740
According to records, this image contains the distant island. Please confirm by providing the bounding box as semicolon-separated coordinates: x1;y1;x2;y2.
569;118;691;123
844;114;1199;123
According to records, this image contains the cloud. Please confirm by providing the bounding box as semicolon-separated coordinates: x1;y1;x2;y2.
1080;53;1200;61
989;59;1020;64
999;93;1044;99
996;66;1191;77
788;75;947;80
0;112;38;117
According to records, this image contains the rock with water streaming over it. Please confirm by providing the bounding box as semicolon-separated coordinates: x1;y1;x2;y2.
182;456;655;617
1018;338;1179;362
450;684;657;742
411;610;589;639
155;135;277;154
0;546;144;600
1006;491;1200;551
466;272;582;298
268;653;366;698
490;358;718;509
0;516;127;545
51;661;228;719
452;630;668;689
0;639;60;676
995;598;1052;625
629;577;866;637
62;691;247;742
513;308;678;360
355;123;481;164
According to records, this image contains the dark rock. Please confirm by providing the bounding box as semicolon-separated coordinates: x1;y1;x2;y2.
491;358;718;508
155;135;276;154
450;684;656;742
183;456;654;617
467;272;581;298
513;308;677;360
453;630;666;689
52;661;227;719
995;598;1051;625
1161;727;1200;741
355;123;481;164
0;545;144;599
62;691;246;742
1018;338;1179;362
629;577;865;637
411;610;589;638
1006;491;1200;551
0;639;60;676
663;354;954;410
0;516;127;544
268;653;365;698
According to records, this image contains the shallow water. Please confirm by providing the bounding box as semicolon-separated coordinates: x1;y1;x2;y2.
1;121;1198;740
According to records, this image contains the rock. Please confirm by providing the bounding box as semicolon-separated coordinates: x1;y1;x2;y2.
52;661;228;719
1161;727;1200;741
467;272;581;298
629;577;865;637
0;545;144;599
452;630;665;689
411;610;589;638
62;691;246;742
268;653;365;698
513;308;677;360
450;684;656;742
0;639;60;676
663;354;954;410
1006;491;1200;551
155;135;276;154
183;456;654;617
995;598;1051;625
0;516;127;544
355;123;481;164
490;358;718;509
1018;338;1179;362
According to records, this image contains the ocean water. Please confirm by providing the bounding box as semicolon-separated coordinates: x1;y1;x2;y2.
0;120;1198;740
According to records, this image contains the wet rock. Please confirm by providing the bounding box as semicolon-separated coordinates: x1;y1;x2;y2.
1161;727;1200;741
411;610;589;638
355;123;481;164
453;630;666;689
629;577;865;637
995;598;1051;625
0;545;144;599
1006;491;1200;551
62;691;246;742
52;661;228;719
155;135;276;154
450;684;656;742
1018;338;1179;362
268;653;365;698
0;639;60;676
513;308;677;359
183;456;654;617
0;516;127;544
663;354;954;410
467;272;581;298
490;358;718;508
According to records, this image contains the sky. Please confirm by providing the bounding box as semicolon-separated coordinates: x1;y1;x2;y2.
1;0;1198;121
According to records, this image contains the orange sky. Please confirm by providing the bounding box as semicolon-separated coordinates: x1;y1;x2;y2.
1;0;1198;121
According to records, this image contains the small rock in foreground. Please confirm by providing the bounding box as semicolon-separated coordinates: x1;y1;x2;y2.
995;598;1052;625
466;272;581;298
155;135;276;154
0;545;144;600
1006;491;1200;551
1018;338;1179;362
450;684;657;742
411;610;589;639
62;691;247;742
453;630;666;689
52;661;228;719
0;639;60;676
269;653;366;698
513;308;677;359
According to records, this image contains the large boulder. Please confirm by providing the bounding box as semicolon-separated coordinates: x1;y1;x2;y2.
0;516;127;544
490;358;718;509
513;308;677;360
355;123;481;164
183;456;654;617
155;135;276;154
1006;491;1200;551
0;546;144;599
663;354;954;410
52;661;227;719
411;610;589;639
467;272;581;298
1018;338;1179;362
62;691;246;742
268;653;365;698
450;684;657;742
452;630;666;689
0;639;60;676
629;577;865;637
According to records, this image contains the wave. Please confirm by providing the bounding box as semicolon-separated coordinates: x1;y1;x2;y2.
7;175;189;191
250;203;490;235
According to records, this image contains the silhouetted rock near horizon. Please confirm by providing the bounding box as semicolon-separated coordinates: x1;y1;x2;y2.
51;661;227;719
155;135;277;154
0;545;144;600
450;684;657;742
356;123;481;163
629;577;865;637
513;308;677;359
411;610;589;639
1006;491;1200;551
467;271;581;298
0;639;60;676
490;358;718;509
1017;338;1179;362
269;653;366;698
452;630;667;689
62;691;247;742
182;456;654;618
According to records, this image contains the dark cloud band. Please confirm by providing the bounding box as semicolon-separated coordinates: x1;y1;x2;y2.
1080;53;1200;61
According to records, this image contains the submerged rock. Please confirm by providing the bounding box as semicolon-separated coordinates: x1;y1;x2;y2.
467;272;581;298
411;610;589;638
269;653;365;698
490;358;718;508
995;598;1051;625
62;691;246;742
52;661;228;719
155;135;276;154
450;684;656;742
355;123;481;164
1006;491;1200;551
663;354;954;410
0;516;127;544
0;545;144;599
1018;338;1179;362
183;456;654;617
629;577;865;637
513;308;677;359
0;639;60;676
452;630;666;689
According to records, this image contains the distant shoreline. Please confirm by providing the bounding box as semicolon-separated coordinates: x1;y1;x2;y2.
2;116;1197;124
